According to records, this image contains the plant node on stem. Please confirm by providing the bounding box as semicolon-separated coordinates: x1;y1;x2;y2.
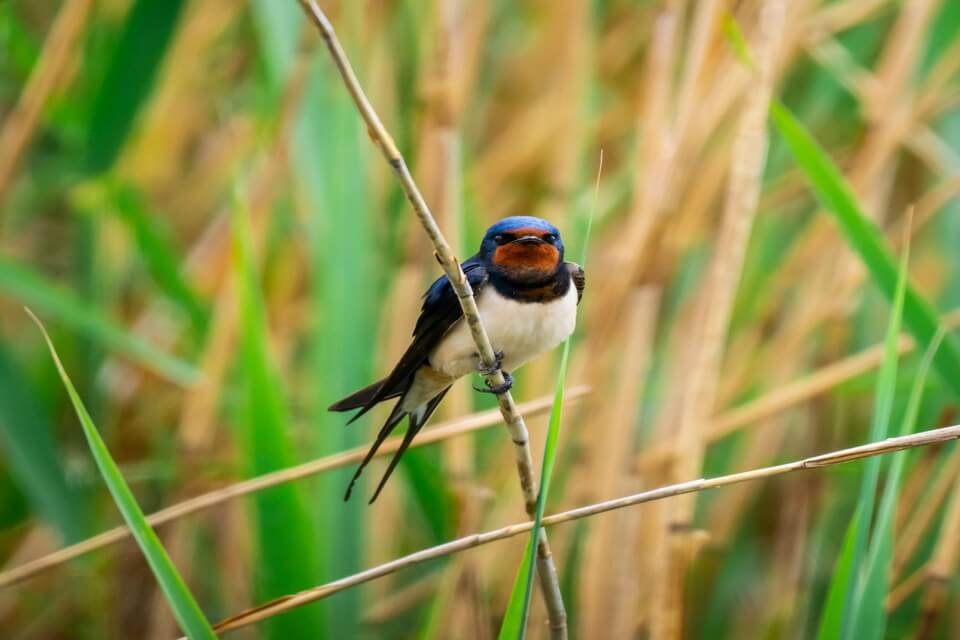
295;0;568;636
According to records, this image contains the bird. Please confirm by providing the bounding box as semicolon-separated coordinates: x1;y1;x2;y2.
330;216;585;503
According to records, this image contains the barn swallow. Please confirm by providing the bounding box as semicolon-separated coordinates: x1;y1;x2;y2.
330;216;585;503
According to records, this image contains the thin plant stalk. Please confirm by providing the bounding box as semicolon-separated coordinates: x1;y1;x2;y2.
0;389;586;589
295;0;567;635
11;299;959;589
205;422;960;636
28;310;216;640
8;294;958;592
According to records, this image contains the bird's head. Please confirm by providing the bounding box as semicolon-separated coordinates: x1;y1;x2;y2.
479;216;564;282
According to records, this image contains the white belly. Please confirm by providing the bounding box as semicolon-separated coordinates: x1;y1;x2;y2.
399;279;578;411
430;281;578;380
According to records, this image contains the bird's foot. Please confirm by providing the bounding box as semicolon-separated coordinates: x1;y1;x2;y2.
476;350;505;376
474;371;514;395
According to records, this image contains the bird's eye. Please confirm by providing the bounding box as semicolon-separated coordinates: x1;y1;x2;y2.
544;233;557;243
493;234;506;244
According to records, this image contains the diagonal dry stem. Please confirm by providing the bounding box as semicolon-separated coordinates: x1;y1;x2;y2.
8;299;958;590
294;2;567;634
203;423;960;636
0;389;585;590
8;302;956;594
10;305;959;589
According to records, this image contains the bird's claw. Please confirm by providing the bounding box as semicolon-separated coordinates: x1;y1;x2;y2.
476;350;505;376
474;371;514;395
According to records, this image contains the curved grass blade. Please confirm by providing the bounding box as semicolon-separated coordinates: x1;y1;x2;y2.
498;536;535;640
920;1;960;76
249;4;379;632
721;12;754;69
723;12;960;395
855;328;945;638
0;255;199;386
513;340;573;640
0;344;86;542
26;309;215;640
85;0;187;173
817;241;908;640
769;102;960;399
499;154;600;639
842;244;909;639
817;510;859;640
233;193;324;639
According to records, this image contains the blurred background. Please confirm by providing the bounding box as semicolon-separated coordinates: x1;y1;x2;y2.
1;0;960;638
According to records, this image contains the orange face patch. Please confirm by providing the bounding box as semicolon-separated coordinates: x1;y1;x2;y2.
492;242;560;273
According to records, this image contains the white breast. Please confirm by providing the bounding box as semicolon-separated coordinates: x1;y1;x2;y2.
429;279;578;380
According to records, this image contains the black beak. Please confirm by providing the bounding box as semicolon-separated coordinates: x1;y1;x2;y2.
512;235;546;245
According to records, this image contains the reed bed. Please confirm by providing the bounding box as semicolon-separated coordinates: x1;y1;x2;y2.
1;1;960;638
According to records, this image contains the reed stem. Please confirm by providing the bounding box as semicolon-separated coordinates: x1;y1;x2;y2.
296;1;568;634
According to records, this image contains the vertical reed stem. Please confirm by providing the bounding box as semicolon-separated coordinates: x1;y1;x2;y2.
296;1;567;635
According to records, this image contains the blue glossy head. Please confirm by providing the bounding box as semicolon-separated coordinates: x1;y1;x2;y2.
478;216;564;278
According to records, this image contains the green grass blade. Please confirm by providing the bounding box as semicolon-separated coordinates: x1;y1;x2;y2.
817;510;860;640
85;0;187;173
818;244;909;639
297;68;373;640
499;158;599;638
0;344;86;542
0;3;41;76
855;518;894;640
838;244;908;639
233;195;324;639
498;537;536;640
721;12;754;70
93;181;209;334
855;328;944;637
518;339;571;637
920;1;960;76
250;4;379;633
769;102;960;399
27;310;215;640
0;256;199;386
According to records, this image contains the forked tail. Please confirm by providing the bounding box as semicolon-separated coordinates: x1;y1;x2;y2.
343;387;451;503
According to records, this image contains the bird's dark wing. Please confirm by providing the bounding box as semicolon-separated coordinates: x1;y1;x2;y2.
413;256;487;340
335;257;488;422
565;262;585;304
